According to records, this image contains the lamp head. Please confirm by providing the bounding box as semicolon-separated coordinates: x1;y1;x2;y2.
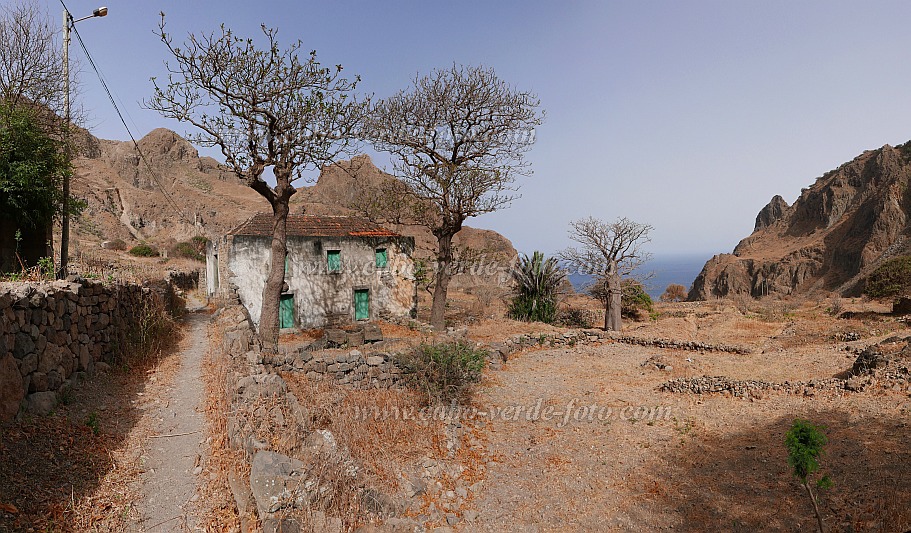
93;7;108;17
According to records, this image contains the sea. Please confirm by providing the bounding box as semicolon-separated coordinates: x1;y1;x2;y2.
567;254;709;300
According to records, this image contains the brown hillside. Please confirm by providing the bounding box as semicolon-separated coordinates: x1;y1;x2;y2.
690;142;911;299
70;130;515;266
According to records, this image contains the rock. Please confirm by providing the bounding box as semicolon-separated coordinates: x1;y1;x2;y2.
366;355;385;366
24;391;56;416
463;510;479;522
363;323;384;343
0;354;25;421
894;297;911;315
326;329;348;347
262;518;301;533
249;451;310;516
12;332;34;359
347;330;365;347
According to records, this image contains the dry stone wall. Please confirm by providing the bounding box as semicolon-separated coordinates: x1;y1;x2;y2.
0;278;165;421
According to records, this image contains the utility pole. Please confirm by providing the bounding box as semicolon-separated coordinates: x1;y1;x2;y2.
59;6;107;279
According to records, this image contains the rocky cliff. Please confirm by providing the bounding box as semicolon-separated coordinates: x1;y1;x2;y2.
689;142;911;300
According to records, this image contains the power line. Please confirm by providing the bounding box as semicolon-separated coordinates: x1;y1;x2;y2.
60;0;195;228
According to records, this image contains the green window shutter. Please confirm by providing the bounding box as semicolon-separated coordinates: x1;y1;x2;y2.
327;250;341;272
375;248;387;269
354;289;369;320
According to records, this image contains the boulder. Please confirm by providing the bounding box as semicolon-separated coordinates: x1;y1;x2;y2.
249;451;312;517
363;323;384;343
0;354;25;421
326;328;348;347
24;391;56;416
893;296;911;315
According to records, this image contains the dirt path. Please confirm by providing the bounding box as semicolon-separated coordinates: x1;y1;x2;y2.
133;306;210;532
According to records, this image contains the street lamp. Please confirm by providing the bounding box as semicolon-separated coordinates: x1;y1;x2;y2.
59;6;107;279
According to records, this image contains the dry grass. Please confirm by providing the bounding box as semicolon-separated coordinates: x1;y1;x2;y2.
196;319;246;531
283;375;444;493
0;306;183;531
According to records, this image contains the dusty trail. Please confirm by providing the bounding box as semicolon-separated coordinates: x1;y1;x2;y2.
133;305;209;532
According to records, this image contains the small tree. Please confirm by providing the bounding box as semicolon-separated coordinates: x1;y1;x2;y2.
365;64;543;329
785;419;833;533
508;251;565;323
147;18;366;347
560;216;652;331
0;102;72;271
660;283;687;302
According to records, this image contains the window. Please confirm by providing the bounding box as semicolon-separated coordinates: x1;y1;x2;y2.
327;250;341;272
375;248;388;269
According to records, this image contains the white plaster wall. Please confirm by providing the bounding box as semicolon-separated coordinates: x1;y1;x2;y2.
228;235;416;328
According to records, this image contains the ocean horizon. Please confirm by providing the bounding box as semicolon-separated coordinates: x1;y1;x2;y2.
567;254;709;300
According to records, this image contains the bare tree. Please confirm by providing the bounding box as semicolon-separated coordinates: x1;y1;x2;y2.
146;17;367;347
560;216;653;331
365;64;543;329
0;1;81;128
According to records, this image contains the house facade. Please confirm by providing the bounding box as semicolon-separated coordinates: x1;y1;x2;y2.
207;214;417;329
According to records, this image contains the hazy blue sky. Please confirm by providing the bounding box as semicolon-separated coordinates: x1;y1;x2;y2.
47;0;911;258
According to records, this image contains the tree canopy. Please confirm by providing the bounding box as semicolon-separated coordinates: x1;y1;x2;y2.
0;102;70;229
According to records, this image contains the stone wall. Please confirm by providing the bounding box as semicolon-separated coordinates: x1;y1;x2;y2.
0;278;167;422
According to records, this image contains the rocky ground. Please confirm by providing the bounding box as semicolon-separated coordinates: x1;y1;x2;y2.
2;292;910;532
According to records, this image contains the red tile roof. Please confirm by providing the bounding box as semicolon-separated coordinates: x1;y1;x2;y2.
229;214;402;238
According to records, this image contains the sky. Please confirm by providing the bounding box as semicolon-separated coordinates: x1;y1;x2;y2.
42;0;911;259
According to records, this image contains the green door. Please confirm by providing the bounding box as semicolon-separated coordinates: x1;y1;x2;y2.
279;294;295;329
354;289;369;321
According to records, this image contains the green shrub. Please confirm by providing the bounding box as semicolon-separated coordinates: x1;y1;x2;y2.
621;280;654;318
508;251;565;323
170;241;205;261
395;342;487;406
129;243;159;257
864;256;911;298
785;419;833;532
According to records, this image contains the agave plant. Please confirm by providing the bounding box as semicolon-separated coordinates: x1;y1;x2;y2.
508;251;566;323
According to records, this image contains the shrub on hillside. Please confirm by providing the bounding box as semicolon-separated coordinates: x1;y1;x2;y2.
395;342;487;406
864;256;911;298
660;283;688;302
129;243;159;257
621;280;654;319
557;306;596;329
106;238;127;251
170;241;204;261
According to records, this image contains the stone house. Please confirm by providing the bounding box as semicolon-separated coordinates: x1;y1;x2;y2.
207;214;417;329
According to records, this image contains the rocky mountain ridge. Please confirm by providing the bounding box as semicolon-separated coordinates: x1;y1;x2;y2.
69;129;516;265
689;141;911;299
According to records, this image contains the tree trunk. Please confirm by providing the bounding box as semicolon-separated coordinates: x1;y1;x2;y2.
259;199;289;350
604;261;622;331
430;229;456;330
803;481;826;533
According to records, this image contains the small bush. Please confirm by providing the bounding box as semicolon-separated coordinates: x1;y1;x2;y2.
129;243;159;257
864;256;911;298
621;281;654;318
107;239;127;251
170;241;205;261
660;283;688;302
395;342;487;406
557;307;596;328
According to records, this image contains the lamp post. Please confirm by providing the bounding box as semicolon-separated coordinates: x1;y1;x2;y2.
59;6;107;279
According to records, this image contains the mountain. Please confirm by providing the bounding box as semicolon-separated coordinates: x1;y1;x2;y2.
689;142;911;300
70;129;515;266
